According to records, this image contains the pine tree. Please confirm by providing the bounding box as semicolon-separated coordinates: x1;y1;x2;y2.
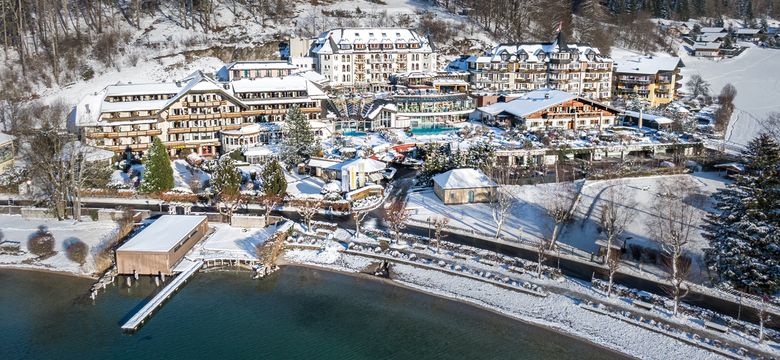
210;156;243;222
280;107;320;166
139;138;174;193
705;134;780;297
261;159;287;198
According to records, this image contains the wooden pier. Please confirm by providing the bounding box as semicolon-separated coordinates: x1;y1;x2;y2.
120;260;203;332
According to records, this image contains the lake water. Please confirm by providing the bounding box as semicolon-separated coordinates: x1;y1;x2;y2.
0;267;625;360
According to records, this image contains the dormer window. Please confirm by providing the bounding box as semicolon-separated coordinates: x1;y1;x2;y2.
369;33;374;37
382;33;387;37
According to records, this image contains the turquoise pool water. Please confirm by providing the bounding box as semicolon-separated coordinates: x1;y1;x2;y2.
410;127;458;135
343;131;367;136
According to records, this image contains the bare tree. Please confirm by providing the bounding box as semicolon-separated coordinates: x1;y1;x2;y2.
686;74;711;99
431;216;449;253
648;178;703;316
63;141;112;221
545;181;578;250
352;208;369;240
598;183;637;297
714;83;737;133
757;298;772;344
536;237;549;279
490;185;517;240
385;199;410;244
759;112;780;140
260;195;282;221
297;196;322;231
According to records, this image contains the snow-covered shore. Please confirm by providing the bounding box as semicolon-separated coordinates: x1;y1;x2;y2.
282;248;729;360
0;215;120;278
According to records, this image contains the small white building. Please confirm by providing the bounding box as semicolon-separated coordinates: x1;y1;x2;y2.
432;168;497;205
693;42;722;57
306;157;386;192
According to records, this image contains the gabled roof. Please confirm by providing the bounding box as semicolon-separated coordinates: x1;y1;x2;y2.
477;89;576;117
312;28;433;54
736;28;762;35
160;71;245;112
105;82;182;97
700;27;727;33
433;168;497;190
694;42;722;50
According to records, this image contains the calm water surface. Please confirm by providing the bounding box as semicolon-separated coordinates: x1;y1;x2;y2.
0;267;626;360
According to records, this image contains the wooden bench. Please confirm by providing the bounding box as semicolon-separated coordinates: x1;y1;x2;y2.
703;321;729;333
632;300;654;310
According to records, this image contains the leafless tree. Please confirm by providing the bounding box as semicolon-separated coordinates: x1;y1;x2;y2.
490;179;517;240
759;112;780;141
686;74;710;99
757;298;772;344
297;196;323;231
431;216;449;254
536;237;549;279
648;178;703;316
598;183;637;297
714;83;737;133
63;141;112;221
545;181;578;250
352;208;369;241
385;199;410;244
260;195;281;221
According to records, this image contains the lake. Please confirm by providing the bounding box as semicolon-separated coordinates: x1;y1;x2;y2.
0;267;625;360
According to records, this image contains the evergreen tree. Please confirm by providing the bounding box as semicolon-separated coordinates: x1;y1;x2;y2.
705;134;780;297
261;159;287;198
139;138;174;193
421;143;451;178
209;156;243;221
280;107;320;166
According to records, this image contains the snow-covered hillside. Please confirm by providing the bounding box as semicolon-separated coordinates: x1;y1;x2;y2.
678;43;780;146
35;0;493;108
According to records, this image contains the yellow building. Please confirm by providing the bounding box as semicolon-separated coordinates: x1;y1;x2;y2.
614;56;684;107
0;132;15;174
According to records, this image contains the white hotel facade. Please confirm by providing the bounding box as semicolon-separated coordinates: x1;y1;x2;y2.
310;28;438;91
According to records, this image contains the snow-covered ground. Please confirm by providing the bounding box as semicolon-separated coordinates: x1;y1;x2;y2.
677;44;780;145
285;172;326;199
189;222;290;262
0;215;119;276
406;173;729;281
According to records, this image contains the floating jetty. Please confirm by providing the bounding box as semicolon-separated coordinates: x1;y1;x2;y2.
120;260;203;332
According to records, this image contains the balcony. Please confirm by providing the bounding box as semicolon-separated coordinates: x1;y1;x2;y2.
86;129;162;139
619;76;652;84
182;100;226;108
103;114;158;122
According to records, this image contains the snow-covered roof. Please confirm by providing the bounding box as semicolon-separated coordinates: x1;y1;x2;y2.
471;41;610;64
432;168;497;190
308;158;342;169
105;82;182;97
294;70;329;87
694;42;722;50
243;145;274;157
699;27;726;33
0;132;15;144
477;89;576;118
221;124;262;136
736;28;761;35
229;76;325;97
226;61;297;71
622;111;674;125
117;215;207;253
614;56;683;75
101;99;168;112
61;141;115;162
338;158;387;173
312;28;433;55
697;33;726;42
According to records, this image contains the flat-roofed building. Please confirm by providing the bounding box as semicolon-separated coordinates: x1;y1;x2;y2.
116;215;208;275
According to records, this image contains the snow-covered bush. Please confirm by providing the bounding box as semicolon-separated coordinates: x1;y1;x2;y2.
64;238;88;265
28;226;55;257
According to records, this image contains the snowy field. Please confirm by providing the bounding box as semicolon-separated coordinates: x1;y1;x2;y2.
0;215;119;276
406;173;729;281
677;44;780;145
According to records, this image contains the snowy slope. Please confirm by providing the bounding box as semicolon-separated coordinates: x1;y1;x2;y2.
677;43;780;145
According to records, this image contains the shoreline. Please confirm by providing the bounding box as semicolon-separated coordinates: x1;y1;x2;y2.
279;261;636;360
0;264;97;280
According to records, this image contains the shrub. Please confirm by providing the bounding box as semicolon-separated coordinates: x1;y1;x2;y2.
64;238;88;265
89;209;99;221
28;226;55;257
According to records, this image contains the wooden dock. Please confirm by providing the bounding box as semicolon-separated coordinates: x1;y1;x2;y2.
120;260;203;332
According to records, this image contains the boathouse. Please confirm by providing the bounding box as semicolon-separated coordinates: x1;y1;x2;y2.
116;215;208;275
